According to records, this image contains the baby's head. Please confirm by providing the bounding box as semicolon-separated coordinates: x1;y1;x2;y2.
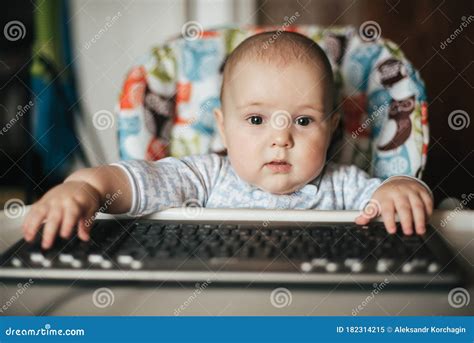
214;31;339;195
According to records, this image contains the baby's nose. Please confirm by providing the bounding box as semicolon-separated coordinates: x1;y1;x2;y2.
269;110;294;148
271;129;294;148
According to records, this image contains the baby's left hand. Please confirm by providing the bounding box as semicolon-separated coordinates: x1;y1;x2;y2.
355;177;433;235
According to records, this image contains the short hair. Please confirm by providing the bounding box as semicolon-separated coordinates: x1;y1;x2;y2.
220;30;335;115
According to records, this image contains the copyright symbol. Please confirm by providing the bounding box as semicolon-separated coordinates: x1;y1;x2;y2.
387;326;393;333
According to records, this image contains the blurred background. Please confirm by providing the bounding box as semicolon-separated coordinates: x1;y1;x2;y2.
0;0;472;209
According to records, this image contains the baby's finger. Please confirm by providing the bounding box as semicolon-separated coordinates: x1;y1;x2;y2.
60;203;82;239
409;193;426;235
23;205;47;242
394;197;413;235
77;218;91;242
354;214;370;225
42;209;62;249
77;207;95;241
380;200;397;234
419;191;434;217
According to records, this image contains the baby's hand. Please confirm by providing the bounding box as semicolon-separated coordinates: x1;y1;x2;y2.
22;181;102;249
355;177;433;235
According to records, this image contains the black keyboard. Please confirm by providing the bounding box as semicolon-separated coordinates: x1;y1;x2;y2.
0;220;463;285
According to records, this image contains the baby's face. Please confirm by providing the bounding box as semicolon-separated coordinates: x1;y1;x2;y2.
215;61;338;195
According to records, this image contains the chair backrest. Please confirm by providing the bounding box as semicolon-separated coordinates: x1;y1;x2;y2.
116;25;429;180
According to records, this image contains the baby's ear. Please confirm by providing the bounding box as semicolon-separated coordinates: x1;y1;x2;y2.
213;108;227;148
330;111;341;135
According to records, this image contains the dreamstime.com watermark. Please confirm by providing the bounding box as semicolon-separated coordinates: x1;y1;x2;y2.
262;12;300;50
177;99;215;132
448;287;470;308
92;110;115;131
84;190;123;227
0;279;34;313
92;287;115;308
360;199;382;220
182;198;204;219
270;110;292;130
440;193;473;227
270;287;293;308
359;20;382;42
3;198;26;219
4;324;85;337
352;102;389;139
174;279;212;315
448;109;470;131
84;12;122;50
440;15;474;50
352;278;390;315
181;21;204;41
0;101;34;135
3;20;26;41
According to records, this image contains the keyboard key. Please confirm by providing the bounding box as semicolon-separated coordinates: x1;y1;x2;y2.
427;262;440;273
182;226;196;235
41;259;52;268
376;258;394;273
219;224;237;230
325;262;339;273
300;262;312;272
59;253;74;264
70;259;83;268
88;254;104;264
402;258;428;273
134;224;149;234
117;255;133;265
10;257;22;268
344;258;363;273
100;260;113;269
130;260;143;269
311;258;328;268
30;252;44;264
147;225;163;235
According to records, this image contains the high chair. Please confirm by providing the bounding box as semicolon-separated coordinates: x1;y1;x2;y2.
116;25;429;180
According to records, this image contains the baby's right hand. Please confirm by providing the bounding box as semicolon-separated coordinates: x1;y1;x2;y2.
23;181;102;249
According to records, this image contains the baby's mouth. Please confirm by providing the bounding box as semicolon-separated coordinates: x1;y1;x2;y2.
265;160;292;173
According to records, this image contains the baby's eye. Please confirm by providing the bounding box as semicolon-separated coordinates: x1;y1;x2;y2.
247;115;263;125
295;116;313;126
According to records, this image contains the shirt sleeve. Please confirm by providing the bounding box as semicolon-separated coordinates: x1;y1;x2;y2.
110;154;223;216
330;164;382;210
330;164;434;211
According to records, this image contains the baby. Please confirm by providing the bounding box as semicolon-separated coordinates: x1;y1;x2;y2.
23;31;433;249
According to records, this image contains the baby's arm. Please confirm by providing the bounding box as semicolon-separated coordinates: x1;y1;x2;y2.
22;165;132;249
